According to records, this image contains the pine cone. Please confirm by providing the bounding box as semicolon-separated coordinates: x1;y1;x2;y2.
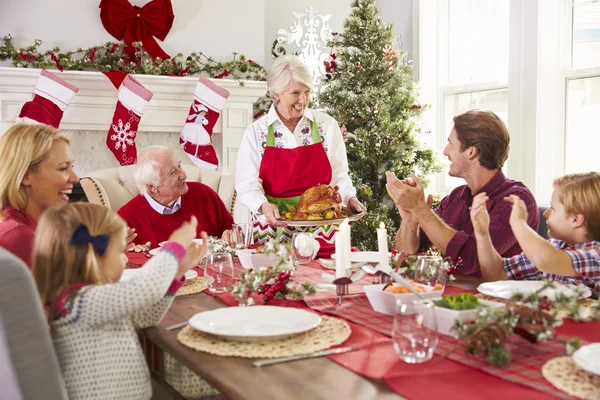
508;303;555;326
465;322;510;356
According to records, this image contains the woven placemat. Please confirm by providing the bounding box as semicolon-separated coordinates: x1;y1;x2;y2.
176;276;214;297
177;315;351;358
542;356;600;400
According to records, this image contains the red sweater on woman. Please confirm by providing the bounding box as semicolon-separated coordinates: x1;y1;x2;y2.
118;182;234;248
0;207;37;269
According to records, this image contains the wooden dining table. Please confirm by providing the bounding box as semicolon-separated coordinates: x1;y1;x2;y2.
142;292;405;400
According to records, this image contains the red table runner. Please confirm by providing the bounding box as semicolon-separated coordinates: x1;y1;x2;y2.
128;253;599;399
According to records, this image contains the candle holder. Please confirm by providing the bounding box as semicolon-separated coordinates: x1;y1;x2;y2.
333;277;352;304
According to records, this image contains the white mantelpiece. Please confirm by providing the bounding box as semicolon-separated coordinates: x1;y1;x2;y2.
0;67;267;175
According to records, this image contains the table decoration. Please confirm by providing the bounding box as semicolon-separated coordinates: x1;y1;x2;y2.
230;241;316;305
177;316;351;358
176;276;214;297
541;356;600;400
397;246;461;282
335;218;351;279
376;222;390;271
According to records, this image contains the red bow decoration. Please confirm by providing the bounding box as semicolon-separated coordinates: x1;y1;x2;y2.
99;0;174;61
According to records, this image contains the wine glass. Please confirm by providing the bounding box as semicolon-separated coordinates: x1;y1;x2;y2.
291;232;315;264
392;299;438;363
204;252;235;293
231;223;252;249
413;255;447;291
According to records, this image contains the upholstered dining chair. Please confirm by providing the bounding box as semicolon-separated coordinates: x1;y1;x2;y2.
0;248;69;400
80;164;248;223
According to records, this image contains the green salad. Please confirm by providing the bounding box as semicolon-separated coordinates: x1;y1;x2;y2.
434;293;481;310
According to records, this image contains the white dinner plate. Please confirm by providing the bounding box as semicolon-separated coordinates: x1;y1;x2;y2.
120;268;197;282
188;306;322;342
331;251;390;264
573;343;600;375
477;280;591;300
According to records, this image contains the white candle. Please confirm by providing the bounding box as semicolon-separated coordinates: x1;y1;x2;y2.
377;222;391;273
335;230;345;279
335;218;351;278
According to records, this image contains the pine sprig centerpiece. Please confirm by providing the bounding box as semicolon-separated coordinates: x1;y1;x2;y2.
230;241;316;306
318;0;441;250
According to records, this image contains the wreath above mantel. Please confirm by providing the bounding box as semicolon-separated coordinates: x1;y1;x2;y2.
0;34;267;84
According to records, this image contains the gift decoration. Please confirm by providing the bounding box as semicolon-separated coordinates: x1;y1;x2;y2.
230;241;316;306
382;44;397;71
180;77;230;169
106;75;153;165
99;0;174;61
17;69;79;128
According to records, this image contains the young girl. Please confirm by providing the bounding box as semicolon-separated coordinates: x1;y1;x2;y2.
470;172;600;294
33;202;208;400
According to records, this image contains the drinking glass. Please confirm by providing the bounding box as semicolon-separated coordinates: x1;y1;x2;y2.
392;299;438;363
231;223;252;249
204;252;235;293
413;255;447;291
291;232;315;264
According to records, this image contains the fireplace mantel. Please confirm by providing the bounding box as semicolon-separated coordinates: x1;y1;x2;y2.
0;67;267;174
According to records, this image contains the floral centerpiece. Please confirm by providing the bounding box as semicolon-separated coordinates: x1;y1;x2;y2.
395;246;462;281
230;240;316;306
205;236;236;257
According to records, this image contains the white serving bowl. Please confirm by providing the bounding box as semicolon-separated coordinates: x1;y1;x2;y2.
236;249;278;270
363;283;443;315
415;299;505;338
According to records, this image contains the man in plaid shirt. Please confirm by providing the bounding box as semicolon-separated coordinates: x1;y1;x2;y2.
471;172;600;294
386;110;539;276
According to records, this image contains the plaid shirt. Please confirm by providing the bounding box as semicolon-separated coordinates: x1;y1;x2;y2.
503;239;600;293
419;170;539;276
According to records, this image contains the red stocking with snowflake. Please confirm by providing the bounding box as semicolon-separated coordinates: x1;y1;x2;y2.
17;70;79;128
106;75;153;166
180;77;230;169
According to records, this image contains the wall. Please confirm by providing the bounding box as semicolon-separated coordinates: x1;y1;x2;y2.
376;0;414;60
0;0;266;65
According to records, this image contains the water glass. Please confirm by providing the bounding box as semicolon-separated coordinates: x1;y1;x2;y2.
392;299;438;363
204;252;235;293
231;223;252;249
292;232;315;264
413;255;447;290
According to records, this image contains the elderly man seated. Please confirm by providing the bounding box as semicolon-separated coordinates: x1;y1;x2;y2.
118;146;233;248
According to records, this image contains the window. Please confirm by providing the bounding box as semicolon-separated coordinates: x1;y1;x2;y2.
418;0;509;194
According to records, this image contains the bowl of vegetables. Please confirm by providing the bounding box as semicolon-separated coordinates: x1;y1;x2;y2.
415;293;505;337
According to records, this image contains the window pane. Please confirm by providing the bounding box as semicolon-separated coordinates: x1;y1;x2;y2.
448;0;509;86
441;89;508;189
572;0;600;69
565;75;600;173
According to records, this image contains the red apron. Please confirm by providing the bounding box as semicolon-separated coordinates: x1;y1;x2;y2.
252;118;337;257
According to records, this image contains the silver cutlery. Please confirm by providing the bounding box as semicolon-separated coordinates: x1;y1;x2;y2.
165;321;188;331
252;346;359;367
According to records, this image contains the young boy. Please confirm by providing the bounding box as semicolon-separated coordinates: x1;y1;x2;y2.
470;172;600;294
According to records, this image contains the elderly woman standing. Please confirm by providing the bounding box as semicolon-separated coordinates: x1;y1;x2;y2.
235;55;365;254
0;124;79;268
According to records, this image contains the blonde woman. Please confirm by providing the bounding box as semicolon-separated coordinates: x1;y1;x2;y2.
33;203;207;400
0;124;79;268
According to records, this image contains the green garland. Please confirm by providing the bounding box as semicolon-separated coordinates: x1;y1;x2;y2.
0;34;267;83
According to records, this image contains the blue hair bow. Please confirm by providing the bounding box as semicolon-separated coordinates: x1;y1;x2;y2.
70;224;109;256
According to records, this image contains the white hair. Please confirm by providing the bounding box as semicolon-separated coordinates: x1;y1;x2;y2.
267;55;313;98
134;146;173;193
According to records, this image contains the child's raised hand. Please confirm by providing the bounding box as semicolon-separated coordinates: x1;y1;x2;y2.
168;216;198;248
177;232;208;276
470;192;490;236
504;195;529;226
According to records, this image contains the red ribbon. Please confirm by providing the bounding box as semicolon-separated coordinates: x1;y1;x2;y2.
99;0;174;61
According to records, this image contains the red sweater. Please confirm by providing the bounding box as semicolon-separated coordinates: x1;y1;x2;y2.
118;182;234;248
0;207;37;269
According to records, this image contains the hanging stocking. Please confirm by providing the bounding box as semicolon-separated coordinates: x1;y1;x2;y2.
180;77;230;169
17;70;79;128
106;75;153;166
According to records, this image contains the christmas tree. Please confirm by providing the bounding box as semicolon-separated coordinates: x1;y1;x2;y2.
318;0;441;250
